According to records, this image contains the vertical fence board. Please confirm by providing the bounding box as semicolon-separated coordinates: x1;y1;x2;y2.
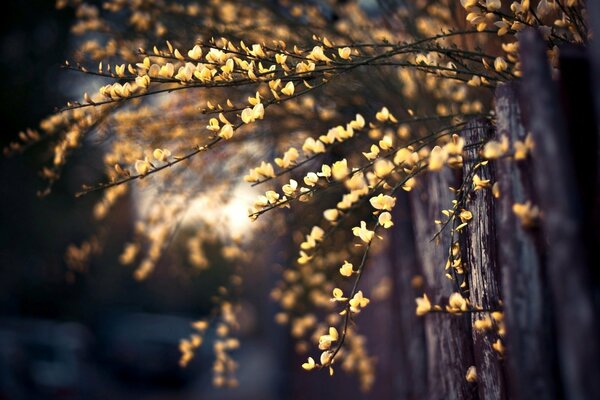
557;45;600;265
389;191;427;400
519;28;600;400
493;83;557;400
411;168;475;400
462;120;505;400
360;246;395;400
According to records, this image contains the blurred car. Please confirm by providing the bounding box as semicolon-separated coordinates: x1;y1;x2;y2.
97;312;207;386
0;319;89;400
0;330;25;400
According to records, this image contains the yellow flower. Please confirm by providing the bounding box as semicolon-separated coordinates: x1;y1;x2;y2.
135;74;150;89
349;291;370;312
339;261;353;277
281;81;295;96
302;138;326;154
428;146;448;171
415;294;432;316
338;47;351;59
483;135;510;159
393;148;413;166
297;250;312;265
302;357;316;371
218;124;234;140
362;144;380;160
369;194;396;211
152;148;171;162
309;226;324;242
282;179;298;196
206;118;220;132
265;191;280;204
494;56;508;72
349;114;365;129
275;147;299;168
492;182;501;198
241;107;254;124
220;58;234;74
467;75;482;87
174;64;194;82
275;53;287;64
187;45;202;60
119;243;138;265
192;320;208;331
331;288;347;302
249;44;266;58
352;221;374;243
373;159;395;178
513;134;534;160
459;209;473;223
317;164;332;178
446;292;469;313
460;0;479;9
303;172;319;187
376;106;390;122
485;0;502;11
134;158;151;175
256;161;275;178
512;201;540;227
379;135;393;150
473;315;493;331
331;159;349;180
247;91;262;106
318;327;339;350
491;311;504;322
465;366;477;382
323;208;339;222
252;103;265;120
194;66;213;82
473;174;491;190
320;350;333;365
492;339;505;355
158;63;174;78
402;177;417;192
308;45;330;62
378;211;394;228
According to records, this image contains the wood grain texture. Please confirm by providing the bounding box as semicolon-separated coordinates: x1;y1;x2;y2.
462;119;506;400
389;191;427;400
519;28;600;400
493;83;557;400
411;169;476;400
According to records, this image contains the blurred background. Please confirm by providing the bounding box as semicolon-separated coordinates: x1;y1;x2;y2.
0;2;395;399
0;2;285;399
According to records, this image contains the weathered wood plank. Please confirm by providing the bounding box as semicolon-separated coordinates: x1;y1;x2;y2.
519;28;600;400
388;191;427;400
493;83;557;400
360;244;396;400
557;45;600;260
410;168;476;400
461;119;506;400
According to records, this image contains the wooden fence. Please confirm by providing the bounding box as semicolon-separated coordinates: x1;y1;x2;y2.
386;28;600;400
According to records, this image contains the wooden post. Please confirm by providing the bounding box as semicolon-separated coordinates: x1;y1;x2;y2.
462;119;506;400
388;191;427;400
411;168;475;400
493;83;557;400
519;28;600;400
359;244;396;400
